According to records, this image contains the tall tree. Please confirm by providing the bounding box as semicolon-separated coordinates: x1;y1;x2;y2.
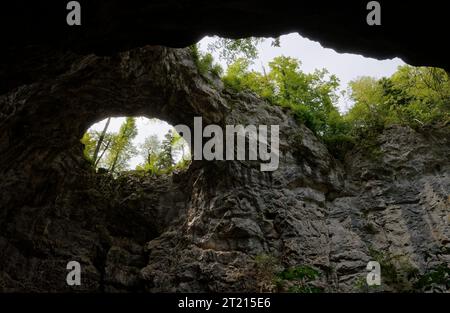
171;131;189;161
94;132;114;168
136;135;162;174
140;135;161;163
223;56;341;137
346;65;450;132
106;117;138;173
207;37;263;65
159;130;174;170
92;117;111;165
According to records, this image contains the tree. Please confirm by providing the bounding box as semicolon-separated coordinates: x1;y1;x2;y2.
388;66;450;125
171;130;190;162
105;117;138;173
222;58;274;99
267;57;340;136
136;130;190;174
141;135;161;161
81;129;115;170
159;130;175;170
346;76;386;133
94;132;114;168
223;56;341;138
346;65;450;134
92;117;111;166
207;37;263;64
136;135;162;174
190;45;223;77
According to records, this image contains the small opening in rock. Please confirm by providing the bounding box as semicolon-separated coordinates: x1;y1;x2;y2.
434;164;441;172
264;211;277;220
81;117;191;175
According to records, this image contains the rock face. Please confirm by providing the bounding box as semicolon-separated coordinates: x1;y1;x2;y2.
2;2;449;69
0;46;449;292
2;2;450;95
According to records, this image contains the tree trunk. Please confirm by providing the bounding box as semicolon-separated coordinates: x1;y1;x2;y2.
93;117;111;164
94;138;111;168
109;149;121;173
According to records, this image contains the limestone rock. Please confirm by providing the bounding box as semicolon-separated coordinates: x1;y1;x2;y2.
0;46;448;292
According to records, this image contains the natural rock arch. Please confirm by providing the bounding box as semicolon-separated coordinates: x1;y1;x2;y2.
0;46;449;292
0;47;224;208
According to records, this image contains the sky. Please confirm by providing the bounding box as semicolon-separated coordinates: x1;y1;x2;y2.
90;117;175;169
198;33;404;112
88;32;405;169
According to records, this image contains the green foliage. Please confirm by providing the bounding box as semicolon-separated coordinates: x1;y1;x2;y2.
251;255;323;293
367;247;425;292
277;265;321;281
275;265;323;293
159;130;175;169
222;58;274;98
190;44;223;77
254;254;278;270
80;132;96;163
346;66;450;135
207;37;263;64
136;129;191;175
105;117;138;174
251;254;279;292
223;56;342;141
172;158;192;172
345;76;386;133
221;52;449;159
136;134;162;175
82;118;191;176
414;264;450;292
368;247;401;287
92;117;112;167
366;248;449;292
190;39;450;160
81;118;138;174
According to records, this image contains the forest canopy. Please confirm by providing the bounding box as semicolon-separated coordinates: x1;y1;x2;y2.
218;55;449;157
192;37;449;159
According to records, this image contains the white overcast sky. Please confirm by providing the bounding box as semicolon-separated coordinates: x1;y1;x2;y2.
89;32;405;169
199;33;404;112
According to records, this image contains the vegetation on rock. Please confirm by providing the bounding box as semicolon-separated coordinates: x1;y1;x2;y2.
212;39;449;159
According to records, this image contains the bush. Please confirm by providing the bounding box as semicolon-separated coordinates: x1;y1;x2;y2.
190;44;223;77
275;265;324;293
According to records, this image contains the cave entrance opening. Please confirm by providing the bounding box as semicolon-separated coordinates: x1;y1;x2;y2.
196;34;448;160
81;116;191;176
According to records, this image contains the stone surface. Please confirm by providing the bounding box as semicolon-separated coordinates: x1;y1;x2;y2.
0;46;449;292
1;2;450;94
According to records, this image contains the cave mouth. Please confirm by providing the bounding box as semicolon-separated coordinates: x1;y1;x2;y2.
81;116;191;175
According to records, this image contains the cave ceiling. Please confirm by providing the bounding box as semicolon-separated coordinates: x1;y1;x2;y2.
1;1;448;94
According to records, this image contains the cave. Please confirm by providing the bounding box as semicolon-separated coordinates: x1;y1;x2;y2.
1;2;449;293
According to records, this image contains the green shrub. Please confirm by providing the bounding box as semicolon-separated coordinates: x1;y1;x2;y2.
190;44;223;77
414;264;450;291
275;265;323;293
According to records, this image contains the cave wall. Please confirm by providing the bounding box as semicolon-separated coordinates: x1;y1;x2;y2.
1;0;449;294
0;46;448;292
